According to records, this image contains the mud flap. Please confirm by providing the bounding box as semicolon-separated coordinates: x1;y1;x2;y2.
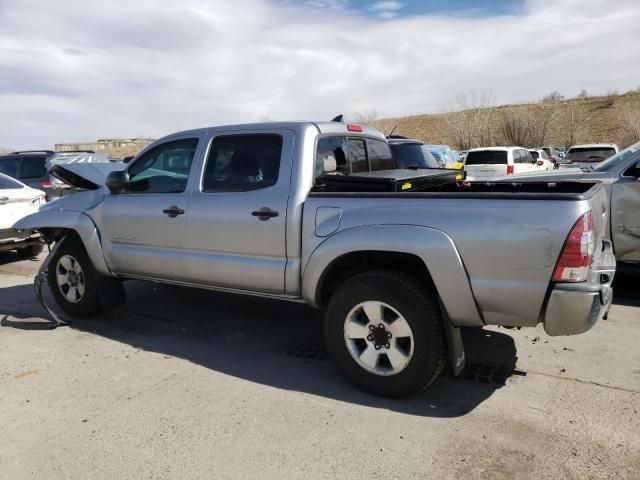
439;299;466;376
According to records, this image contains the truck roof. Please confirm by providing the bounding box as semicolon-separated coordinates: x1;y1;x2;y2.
162;121;386;141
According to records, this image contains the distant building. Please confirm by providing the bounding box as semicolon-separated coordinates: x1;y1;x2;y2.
55;138;154;159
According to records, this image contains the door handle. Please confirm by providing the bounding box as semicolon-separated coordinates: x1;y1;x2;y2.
162;205;185;218
252;208;279;220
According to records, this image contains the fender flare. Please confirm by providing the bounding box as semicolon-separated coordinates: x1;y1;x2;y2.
13;210;112;276
301;224;483;328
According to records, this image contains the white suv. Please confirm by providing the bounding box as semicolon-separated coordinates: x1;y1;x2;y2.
464;147;537;180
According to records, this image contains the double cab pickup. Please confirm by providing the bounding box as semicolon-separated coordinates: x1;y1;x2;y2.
15;121;616;397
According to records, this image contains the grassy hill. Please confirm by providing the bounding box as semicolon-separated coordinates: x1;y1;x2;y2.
370;91;640;151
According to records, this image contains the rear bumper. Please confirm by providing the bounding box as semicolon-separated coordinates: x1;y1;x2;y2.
544;240;616;336
544;284;613;336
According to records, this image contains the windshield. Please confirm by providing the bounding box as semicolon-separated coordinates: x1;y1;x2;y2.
390;144;438;169
465;150;508;165
566;147;616;162
594;141;640;172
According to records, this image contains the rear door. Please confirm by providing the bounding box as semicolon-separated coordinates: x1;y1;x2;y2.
184;129;293;294
464;150;507;179
98;135;203;280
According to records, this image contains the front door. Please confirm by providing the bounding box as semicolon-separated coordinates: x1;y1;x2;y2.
184;130;293;294
98;136;202;280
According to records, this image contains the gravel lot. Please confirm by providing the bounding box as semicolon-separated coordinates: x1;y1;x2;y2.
1;252;639;479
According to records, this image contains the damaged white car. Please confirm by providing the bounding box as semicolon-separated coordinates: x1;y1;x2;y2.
0;173;45;257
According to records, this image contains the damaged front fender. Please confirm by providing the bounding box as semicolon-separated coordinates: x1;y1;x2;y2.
13;210;112;276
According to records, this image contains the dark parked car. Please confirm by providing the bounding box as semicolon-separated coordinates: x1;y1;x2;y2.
0;150;110;199
387;137;439;169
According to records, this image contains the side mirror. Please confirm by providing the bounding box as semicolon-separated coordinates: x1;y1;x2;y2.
105;170;130;193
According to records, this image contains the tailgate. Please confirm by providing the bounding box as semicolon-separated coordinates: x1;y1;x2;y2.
465;165;504;179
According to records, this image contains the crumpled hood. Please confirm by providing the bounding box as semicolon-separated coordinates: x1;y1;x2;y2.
50;162;126;190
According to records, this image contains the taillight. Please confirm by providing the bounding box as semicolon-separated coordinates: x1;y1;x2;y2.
347;124;363;132
506;165;514;175
537;160;544;166
553;211;595;283
40;181;52;187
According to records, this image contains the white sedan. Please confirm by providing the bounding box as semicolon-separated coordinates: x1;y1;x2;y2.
0;173;45;257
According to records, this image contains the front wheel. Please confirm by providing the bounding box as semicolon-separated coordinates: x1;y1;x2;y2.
48;241;102;317
324;270;446;397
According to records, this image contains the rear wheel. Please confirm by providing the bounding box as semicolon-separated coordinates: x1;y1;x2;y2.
48;241;102;317
324;270;446;397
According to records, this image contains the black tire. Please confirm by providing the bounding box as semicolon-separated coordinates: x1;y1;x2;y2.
324;270;446;397
17;243;44;258
48;240;102;317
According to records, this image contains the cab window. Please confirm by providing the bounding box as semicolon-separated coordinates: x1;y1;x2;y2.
202;134;282;192
126;138;198;193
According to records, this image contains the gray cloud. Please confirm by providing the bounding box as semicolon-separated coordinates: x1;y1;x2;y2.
0;0;639;149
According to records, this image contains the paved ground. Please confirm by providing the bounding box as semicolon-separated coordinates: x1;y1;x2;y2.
1;252;639;479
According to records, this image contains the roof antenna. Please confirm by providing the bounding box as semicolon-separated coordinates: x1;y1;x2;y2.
387;124;398;137
331;114;344;123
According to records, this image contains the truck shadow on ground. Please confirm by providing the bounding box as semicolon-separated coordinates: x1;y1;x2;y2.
0;279;522;418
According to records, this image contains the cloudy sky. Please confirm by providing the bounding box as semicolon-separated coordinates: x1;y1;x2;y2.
1;0;639;149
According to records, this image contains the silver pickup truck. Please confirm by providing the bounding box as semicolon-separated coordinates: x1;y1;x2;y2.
14;121;616;397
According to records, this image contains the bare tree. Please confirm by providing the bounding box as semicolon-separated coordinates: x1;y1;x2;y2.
543;91;564;103
0;147;13;155
352;109;378;126
578;89;589;98
621;103;640;142
444;91;494;149
527;100;560;146
500;111;531;146
562;103;588;148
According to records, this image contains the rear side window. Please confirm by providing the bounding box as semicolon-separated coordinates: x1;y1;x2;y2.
0;155;20;178
367;139;394;171
465;151;508;165
316;136;349;178
203;134;282;192
515;150;531;164
20;155;47;178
